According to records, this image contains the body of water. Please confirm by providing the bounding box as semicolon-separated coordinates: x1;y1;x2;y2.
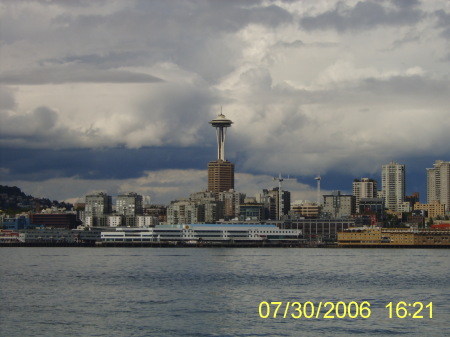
1;247;449;336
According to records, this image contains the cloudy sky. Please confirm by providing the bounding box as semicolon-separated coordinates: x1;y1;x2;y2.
1;0;449;204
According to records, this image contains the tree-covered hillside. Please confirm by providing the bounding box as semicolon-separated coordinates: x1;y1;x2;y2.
0;185;73;214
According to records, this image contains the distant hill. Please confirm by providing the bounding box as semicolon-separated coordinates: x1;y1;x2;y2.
0;185;73;214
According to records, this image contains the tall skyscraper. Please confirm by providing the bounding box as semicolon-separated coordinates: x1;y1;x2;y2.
208;160;234;192
208;112;235;193
427;160;450;210
352;178;378;212
381;161;405;212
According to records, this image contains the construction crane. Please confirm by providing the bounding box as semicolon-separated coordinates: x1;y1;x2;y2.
272;173;294;220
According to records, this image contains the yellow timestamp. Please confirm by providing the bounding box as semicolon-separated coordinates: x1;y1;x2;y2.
386;301;433;318
258;301;433;319
259;301;372;319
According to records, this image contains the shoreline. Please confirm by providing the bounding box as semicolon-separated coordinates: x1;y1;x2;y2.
1;242;450;248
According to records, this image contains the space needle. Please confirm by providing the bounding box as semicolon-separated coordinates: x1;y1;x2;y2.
207;110;235;193
209;111;233;161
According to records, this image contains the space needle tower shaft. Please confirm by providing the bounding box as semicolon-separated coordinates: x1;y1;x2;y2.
209;111;233;161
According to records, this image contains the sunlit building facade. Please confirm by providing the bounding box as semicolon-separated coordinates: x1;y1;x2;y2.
352;178;378;213
427;160;450;211
381;161;405;212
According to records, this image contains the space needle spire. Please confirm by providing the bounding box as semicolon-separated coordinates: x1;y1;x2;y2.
209;109;233;161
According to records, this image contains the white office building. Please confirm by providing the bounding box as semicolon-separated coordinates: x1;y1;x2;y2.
381;162;405;212
352;178;378;213
427;160;450;211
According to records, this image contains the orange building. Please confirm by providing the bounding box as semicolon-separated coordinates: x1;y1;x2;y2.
414;200;446;218
338;227;450;247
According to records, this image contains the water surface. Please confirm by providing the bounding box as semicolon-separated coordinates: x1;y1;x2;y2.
1;248;448;336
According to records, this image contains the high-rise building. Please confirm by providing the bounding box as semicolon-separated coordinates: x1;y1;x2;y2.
85;192;112;216
84;192;112;226
208;160;235;192
208;112;235;193
166;199;200;225
427;160;450;211
116;192;143;216
352;178;378;213
381;161;405;212
261;188;291;220
189;191;218;223
218;190;245;219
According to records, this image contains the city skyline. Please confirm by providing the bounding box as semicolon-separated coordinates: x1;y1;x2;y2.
1;0;450;204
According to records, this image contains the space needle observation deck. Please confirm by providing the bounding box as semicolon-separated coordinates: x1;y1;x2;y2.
209;113;233;161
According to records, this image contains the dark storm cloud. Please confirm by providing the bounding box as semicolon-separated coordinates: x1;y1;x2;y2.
294;157;429;197
0;65;163;85
0;146;214;182
300;0;423;32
